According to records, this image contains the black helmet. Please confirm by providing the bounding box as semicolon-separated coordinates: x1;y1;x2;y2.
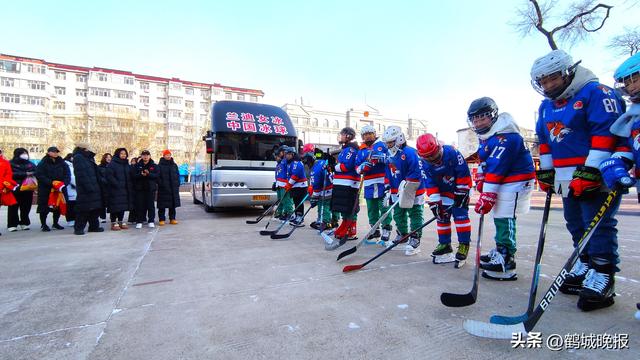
340;127;356;141
467;97;499;135
284;146;296;154
301;152;315;165
276;145;288;154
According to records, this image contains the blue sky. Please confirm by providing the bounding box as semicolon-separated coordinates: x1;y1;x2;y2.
2;0;638;142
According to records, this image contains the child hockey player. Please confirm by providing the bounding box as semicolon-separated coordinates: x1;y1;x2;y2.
304;150;335;231
416;133;472;267
598;52;640;316
468;97;535;281
381;126;425;256
283;147;308;226
326;127;360;250
356;125;391;244
532;50;625;311
274;145;293;220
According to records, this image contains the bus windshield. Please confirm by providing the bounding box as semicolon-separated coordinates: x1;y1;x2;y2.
215;133;296;162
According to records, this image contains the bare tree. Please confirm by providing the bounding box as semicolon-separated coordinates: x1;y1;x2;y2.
512;0;613;50
608;27;640;56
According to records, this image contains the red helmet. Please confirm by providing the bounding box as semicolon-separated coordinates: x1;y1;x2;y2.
416;133;442;163
302;143;315;154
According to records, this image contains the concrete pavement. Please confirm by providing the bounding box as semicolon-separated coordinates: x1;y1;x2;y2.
0;193;638;359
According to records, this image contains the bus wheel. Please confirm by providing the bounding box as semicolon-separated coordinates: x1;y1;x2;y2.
192;188;202;204
204;204;217;213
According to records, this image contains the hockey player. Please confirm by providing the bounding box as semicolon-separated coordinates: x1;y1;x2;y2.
468;97;535;280
283;147;308;226
326;127;360;249
274;145;293;220
531;49;625;311
381;126;425;256
416;133;472;267
355;125;392;244
598;52;640;316
304;150;335;231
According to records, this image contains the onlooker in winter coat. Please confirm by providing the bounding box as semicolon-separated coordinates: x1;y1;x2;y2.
72;143;104;235
8;148;36;231
98;153;112;223
157;150;181;225
0;149;17;236
106;148;134;230
133;150;159;228
63;153;77;227
127;157;138;224
35;146;70;231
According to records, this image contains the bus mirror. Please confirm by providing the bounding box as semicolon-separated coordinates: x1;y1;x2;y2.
205;136;215;154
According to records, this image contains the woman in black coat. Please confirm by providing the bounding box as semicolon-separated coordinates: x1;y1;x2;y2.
35;146;70;231
8;148;36;231
157;150;181;225
98;153;111;223
106;148;134;230
72;144;104;235
133;150;159;228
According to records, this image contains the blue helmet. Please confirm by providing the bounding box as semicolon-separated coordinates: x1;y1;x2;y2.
613;53;640;101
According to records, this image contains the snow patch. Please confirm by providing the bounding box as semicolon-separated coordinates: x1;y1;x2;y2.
348;322;360;329
250;295;259;302
397;304;408;309
111;308;122;315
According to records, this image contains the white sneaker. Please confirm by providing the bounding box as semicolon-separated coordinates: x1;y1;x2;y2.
8;227;17;232
67;221;75;227
135;223;143;229
100;218;107;223
405;244;421;256
148;222;155;228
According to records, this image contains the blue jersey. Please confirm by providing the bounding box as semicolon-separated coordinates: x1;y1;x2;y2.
356;140;387;199
536;81;625;182
388;145;426;204
287;160;308;188
310;159;333;197
333;143;360;189
275;158;288;188
422;145;472;203
478;132;535;193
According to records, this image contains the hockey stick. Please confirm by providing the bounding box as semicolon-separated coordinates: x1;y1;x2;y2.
260;193;309;236
490;190;552;324
271;204;315;239
342;215;438;273
336;200;399;261
258;188;292;231
324;170;366;250
316;155;330;233
246;195;282;224
440;213;484;307
464;184;627;339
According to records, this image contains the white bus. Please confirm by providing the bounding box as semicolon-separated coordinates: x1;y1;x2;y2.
192;101;298;212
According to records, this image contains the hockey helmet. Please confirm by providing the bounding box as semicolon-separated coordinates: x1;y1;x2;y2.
416;133;442;163
467;97;499;135
614;52;640;102
302;143;315;154
530;49;578;99
360;124;376;136
382;126;405;156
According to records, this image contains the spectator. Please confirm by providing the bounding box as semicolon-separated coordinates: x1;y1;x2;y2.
8;148;36;232
35;146;69;232
127;156;138;224
157;149;181;225
133;150;159;229
63;154;77;227
106;148;134;230
98;153;112;223
72;143;104;235
0;149;17;236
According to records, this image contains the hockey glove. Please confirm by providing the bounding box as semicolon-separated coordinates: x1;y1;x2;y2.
474;172;484;193
52;180;65;191
454;189;469;208
599;157;635;189
308;185;314;197
474;192;497;214
284;183;293;192
568;166;601;199
428;200;448;221
271;182;276;192
309;196;319;208
327;155;337;169
356;161;372;175
535;169;555;193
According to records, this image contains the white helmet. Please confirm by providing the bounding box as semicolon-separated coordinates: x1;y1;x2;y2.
360;124;376;136
530;49;578;99
382;126;405;156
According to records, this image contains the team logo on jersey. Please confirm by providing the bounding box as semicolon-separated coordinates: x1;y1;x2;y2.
573;100;583;110
597;85;612;96
441;175;455;186
546;121;572;143
376;146;383;152
496;135;507;144
632;129;640;151
401;154;406;161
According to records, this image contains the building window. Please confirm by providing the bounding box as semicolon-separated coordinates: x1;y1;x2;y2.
27;80;46;90
169;96;182;104
1;93;20;104
333;120;340;128
124;77;134;85
90;87;110;97
0;77;15;87
200;102;208;110
213;88;221;96
140;95;149;105
115;90;134;99
312;118;318;126
23;95;45;106
139;109;149;118
0;60;20;73
140;82;149;90
201;89;210;99
76;88;87;97
157;84;167;92
157;111;167;119
26;64;46;74
200;114;207;122
184;113;194;121
323;119;329;127
54;101;66;110
171;83;182;90
97;73;108;82
185;87;194;95
237;94;245;101
169;109;182;118
250;95;257;102
185;100;194;108
74;103;86;112
55;71;66;80
157;97;167;106
224;92;232;100
55;86;66;96
76;74;87;82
